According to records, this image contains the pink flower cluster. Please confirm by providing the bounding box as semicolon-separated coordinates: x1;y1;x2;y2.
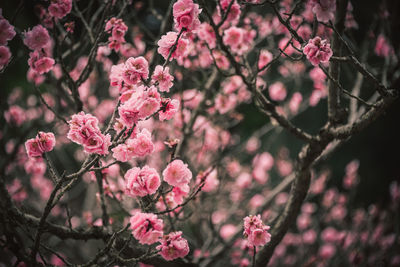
48;0;72;19
24;25;54;74
112;128;155;162
118;86;161;128
243;214;271;247
130;212;163;245
157;231;190;261
125;165;161;197
162;159;193;189
218;0;241;24
122;56;149;85
303;36;333;66
0;15;16;69
67;112;111;155
223;26;254;55
105;18;128;51
25;132;56;158
157;31;189;61
173;0;201;32
151;65;174;92
309;0;336;23
0;16;15;45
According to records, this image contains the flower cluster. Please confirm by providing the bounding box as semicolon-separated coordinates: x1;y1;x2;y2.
67;112;111;155
112;128;155;161
25;132;56;158
23;25;54;74
0;13;15;69
48;0;72;19
303;36;333;66
243;214;271;247
157;231;190;261
105;18;128;51
157;31;189;61
173;0;201;32
118;85;161;128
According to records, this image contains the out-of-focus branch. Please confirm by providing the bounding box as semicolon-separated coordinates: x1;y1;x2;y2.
327;0;348;124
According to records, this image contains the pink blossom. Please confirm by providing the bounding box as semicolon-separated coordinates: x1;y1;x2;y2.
159;98;179;121
215;93;237;114
375;34;393;58
220;224;237;240
243;214;271;247
0;45;11;69
28;50;55;74
67;112;100;144
67;112;111;155
23;25;50;51
310;0;336;23
4;105;26;126
130;128;154;157
218;0;241;24
197;168;219;192
303;37;333;66
319;243;336;259
258;50;273;70
197;23;216;49
236;172;252;189
118;86;161;127
163;159;192;188
122;57;149;85
173;0;201;32
125;166;161;197
49;0;72;19
157;31;189;61
130;212;163;245
25;132;56;158
268;81;287;101
223;26;243;50
289;92;302;114
82;132;111;155
25;138;43;158
24;158;46;176
0;18;16;45
157;231;189;261
151;65;174;92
